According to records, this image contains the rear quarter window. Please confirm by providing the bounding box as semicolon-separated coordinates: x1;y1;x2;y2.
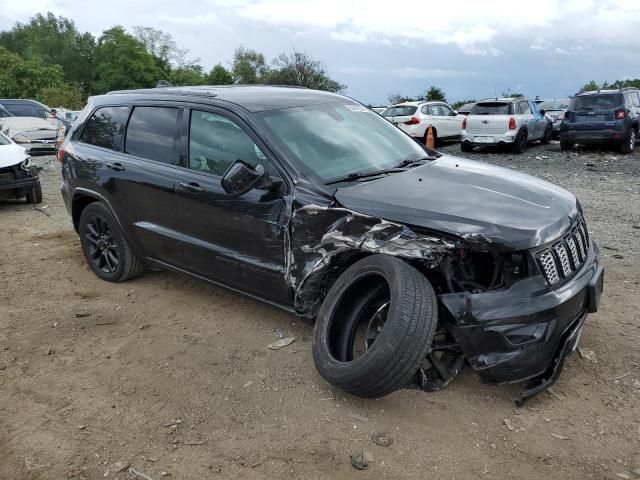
382;106;417;117
79;106;129;151
125;106;180;164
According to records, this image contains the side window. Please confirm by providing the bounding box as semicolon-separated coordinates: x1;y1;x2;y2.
421;105;429;114
125;106;179;164
79;106;129;151
633;92;640;108
514;103;522;114
188;110;268;176
440;105;454;116
429;105;442;116
520;101;532;114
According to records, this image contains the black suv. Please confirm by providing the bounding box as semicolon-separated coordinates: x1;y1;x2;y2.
560;88;640;153
59;86;603;404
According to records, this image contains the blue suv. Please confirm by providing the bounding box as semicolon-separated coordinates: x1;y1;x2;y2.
560;88;640;154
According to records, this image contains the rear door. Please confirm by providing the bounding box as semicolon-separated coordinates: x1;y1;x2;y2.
170;107;292;304
518;100;539;140
437;104;461;138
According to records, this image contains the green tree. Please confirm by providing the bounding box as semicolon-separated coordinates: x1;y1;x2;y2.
208;64;234;85
93;26;161;93
452;99;476;110
232;46;269;83
388;92;416;105
265;50;345;92
168;64;207;86
0;13;94;89
500;91;524;98
39;83;85;109
425;85;446;102
0;46;64;98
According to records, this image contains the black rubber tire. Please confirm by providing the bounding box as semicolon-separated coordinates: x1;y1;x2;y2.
312;255;438;398
79;202;145;282
461;142;473;152
541;124;552;145
511;129;528;154
25;181;43;204
620;127;637;154
560;138;573;152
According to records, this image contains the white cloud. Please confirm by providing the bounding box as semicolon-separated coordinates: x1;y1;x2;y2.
336;66;480;79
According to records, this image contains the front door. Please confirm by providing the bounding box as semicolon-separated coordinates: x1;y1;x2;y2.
171;108;292;305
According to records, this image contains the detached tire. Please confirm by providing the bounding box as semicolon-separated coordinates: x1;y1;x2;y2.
312;255;438;398
79;202;145;282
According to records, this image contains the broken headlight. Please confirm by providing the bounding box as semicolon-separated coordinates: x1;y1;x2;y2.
13;133;32;143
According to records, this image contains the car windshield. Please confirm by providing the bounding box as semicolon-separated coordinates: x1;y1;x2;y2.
471;102;513;115
381;106;417;117
539;100;569;110
459;103;475;111
259;102;433;183
571;94;623;110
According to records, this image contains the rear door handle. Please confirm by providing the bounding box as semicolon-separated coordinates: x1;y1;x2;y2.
179;182;203;194
106;162;125;171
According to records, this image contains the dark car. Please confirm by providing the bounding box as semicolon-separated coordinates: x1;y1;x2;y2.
560;88;640;153
538;99;570;138
59;86;603;404
0;98;72;133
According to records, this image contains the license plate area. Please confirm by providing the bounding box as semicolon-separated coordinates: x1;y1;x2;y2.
474;136;494;143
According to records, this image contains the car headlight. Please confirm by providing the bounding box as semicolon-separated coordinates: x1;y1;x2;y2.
22;157;31;168
13;133;32;143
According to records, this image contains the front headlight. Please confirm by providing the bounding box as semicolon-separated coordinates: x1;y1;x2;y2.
22;157;31;168
13;133;32;143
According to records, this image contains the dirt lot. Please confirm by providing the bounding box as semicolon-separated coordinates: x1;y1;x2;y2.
1;141;639;480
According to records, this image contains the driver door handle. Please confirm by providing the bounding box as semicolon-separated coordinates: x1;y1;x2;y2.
106;162;125;171
179;182;203;194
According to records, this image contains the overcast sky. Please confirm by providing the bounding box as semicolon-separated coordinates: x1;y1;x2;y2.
2;0;640;105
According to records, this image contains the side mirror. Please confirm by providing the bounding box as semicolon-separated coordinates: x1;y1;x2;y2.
221;160;266;196
539;109;546;116
452;110;458;116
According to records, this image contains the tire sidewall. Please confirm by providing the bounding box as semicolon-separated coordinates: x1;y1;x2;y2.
79;203;128;282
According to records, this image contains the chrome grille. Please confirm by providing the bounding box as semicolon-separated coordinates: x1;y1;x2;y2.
537;218;590;286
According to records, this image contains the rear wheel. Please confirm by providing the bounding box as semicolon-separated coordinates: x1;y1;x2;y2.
312;255;438;398
461;142;473;152
511;129;528;153
620;127;637;154
79;202;145;282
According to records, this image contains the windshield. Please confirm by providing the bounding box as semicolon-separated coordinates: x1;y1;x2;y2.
571;94;623;110
259;102;432;183
471;102;513;115
382;106;417;117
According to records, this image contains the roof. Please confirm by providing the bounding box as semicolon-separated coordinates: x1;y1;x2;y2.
477;97;529;103
390;101;447;107
576;88;638;96
105;85;349;112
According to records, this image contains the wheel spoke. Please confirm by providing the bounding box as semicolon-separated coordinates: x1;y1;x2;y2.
106;250;118;270
102;251;113;271
87;223;98;237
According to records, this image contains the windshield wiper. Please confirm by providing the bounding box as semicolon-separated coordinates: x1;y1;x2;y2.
325;168;406;185
394;156;436;169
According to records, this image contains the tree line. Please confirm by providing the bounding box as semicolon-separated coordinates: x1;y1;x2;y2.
0;12;345;109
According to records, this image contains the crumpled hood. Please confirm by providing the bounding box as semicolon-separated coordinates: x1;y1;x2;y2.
0;143;28;169
334;155;578;251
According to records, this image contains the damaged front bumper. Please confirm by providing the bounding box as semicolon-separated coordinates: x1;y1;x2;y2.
438;240;602;394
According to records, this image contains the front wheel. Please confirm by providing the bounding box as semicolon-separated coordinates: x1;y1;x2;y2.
461;142;473;152
541;124;552;145
79;202;145;282
312;255;438;398
620;127;637;154
511;130;528;153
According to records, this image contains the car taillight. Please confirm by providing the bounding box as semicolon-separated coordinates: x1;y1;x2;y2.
462;117;467;129
508;117;517;129
404;117;420;125
615;109;627;120
57;146;66;162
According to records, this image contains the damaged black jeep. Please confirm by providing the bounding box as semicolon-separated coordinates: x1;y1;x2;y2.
59;86;604;404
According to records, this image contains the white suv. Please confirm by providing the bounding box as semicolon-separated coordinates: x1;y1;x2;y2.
382;101;463;144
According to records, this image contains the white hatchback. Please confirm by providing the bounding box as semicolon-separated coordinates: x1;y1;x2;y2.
382;101;463;144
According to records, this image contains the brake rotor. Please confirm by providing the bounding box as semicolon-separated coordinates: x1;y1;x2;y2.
414;331;465;392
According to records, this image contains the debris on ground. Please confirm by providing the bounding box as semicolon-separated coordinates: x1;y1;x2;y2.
550;433;569;440
114;461;129;472
346;413;369;423
129;467;157;480
577;348;598;363
503;418;515;431
350;449;373;470
267;337;295;350
371;431;394;447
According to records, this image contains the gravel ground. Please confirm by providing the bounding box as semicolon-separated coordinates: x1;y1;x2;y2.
0;145;639;480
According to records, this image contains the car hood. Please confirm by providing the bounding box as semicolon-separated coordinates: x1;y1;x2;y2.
0;143;27;169
334;155;578;251
0;117;63;139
